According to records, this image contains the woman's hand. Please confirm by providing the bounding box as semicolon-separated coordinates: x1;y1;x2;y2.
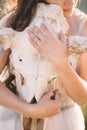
0;82;60;119
31;90;61;119
27;23;68;70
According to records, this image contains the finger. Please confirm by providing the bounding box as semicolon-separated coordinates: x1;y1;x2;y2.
59;31;66;44
42;90;54;100
27;29;41;51
27;29;41;45
31;26;45;40
41;23;53;38
46;90;54;99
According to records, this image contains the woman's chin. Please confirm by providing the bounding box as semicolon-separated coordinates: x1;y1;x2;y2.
63;9;75;18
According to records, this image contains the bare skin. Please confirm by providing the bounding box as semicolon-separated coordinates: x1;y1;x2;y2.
0;1;62;118
0;46;61;118
0;81;61;118
0;0;86;120
27;0;87;106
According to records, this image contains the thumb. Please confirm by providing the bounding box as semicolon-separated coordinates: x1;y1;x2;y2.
46;90;55;99
41;90;54;100
59;31;66;44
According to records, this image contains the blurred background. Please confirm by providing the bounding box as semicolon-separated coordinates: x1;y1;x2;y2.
77;0;87;14
0;0;87;130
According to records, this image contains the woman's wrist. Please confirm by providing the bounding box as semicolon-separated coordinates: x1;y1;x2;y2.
19;101;38;118
55;58;70;73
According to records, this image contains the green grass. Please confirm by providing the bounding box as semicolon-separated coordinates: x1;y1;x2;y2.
77;0;87;14
82;104;87;130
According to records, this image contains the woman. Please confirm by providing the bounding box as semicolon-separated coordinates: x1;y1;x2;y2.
0;48;60;130
0;80;60;118
0;2;61;130
26;0;87;130
27;0;87;106
0;0;86;130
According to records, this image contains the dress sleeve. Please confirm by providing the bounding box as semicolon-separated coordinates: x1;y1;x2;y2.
68;36;87;54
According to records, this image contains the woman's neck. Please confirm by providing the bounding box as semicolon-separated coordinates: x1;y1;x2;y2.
66;16;73;36
66;13;80;36
65;8;78;36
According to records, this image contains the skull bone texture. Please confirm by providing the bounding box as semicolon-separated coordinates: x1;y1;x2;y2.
0;3;87;104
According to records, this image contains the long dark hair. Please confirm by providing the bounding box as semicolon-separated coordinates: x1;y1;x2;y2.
9;0;47;31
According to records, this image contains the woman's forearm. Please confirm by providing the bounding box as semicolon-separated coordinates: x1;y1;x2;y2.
0;81;60;118
56;61;87;106
0;81;30;115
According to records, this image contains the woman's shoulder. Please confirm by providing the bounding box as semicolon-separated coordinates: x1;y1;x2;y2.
73;8;87;36
73;8;87;22
0;11;14;28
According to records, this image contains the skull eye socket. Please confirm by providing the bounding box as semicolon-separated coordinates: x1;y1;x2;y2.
19;59;22;62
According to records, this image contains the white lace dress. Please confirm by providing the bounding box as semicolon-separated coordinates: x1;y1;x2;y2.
0;3;87;130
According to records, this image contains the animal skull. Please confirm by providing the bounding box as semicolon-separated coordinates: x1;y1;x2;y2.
0;3;87;130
